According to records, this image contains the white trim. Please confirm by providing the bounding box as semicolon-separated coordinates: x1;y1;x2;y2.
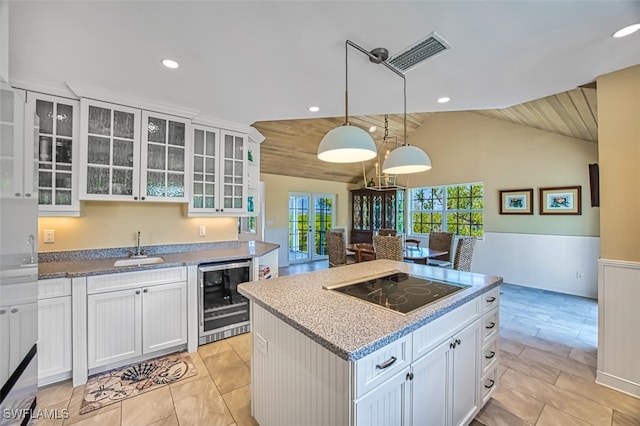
66;81;199;119
248;126;265;144
191;114;255;134
598;258;640;269
10;76;78;99
596;371;640;399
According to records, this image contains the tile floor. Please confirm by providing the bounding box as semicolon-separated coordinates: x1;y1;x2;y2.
33;261;640;426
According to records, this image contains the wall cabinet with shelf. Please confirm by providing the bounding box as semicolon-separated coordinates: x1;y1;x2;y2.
351;188;405;243
79;99;190;203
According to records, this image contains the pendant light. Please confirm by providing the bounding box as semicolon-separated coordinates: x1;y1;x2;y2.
317;41;377;163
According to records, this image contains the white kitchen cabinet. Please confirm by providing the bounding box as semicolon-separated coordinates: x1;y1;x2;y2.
86;267;188;369
189;124;248;215
0;302;38;387
26;92;81;216
354;366;411;426
79;99;190;202
0;84;37;200
37;278;72;385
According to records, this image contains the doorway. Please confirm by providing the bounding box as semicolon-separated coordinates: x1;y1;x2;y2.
288;192;336;263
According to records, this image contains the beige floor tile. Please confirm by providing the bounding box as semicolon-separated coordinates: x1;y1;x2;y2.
226;333;252;364
121;386;175;426
536;405;592;426
203;349;250;394
170;376;233;426
500;328;572;358
222;385;258;426
612;410;640;426
198;339;234;358
490;382;545;424
31;400;70;426
64;407;121;426
500;336;527;356
568;347;597;368
476;399;532;426
555;372;640;420
63;384;121;426
500;369;612;426
146;414;179;426
178;352;210;384
499;350;560;384
497;364;508;379
37;380;74;408
519;346;596;381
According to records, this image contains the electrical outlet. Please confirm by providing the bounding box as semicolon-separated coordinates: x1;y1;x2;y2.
44;229;55;243
575;271;583;278
199;225;206;237
256;332;268;357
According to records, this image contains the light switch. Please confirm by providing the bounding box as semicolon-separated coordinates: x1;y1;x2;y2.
44;229;55;243
199;225;206;237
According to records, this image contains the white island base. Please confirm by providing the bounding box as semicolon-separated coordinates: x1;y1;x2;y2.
249;285;500;426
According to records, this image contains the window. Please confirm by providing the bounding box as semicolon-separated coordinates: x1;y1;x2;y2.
239;216;257;234
410;183;484;237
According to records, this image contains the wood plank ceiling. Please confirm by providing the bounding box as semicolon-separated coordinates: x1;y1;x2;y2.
253;87;597;185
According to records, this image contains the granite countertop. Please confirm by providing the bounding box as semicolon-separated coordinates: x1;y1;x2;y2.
38;241;279;279
238;259;502;361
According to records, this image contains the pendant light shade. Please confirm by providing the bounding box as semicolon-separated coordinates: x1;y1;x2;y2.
382;145;432;174
317;125;377;163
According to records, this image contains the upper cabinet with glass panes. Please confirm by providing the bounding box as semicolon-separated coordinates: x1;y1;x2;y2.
79;99;190;202
188;125;247;216
26;93;81;216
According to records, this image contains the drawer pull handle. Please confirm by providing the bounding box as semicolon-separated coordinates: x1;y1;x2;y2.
485;351;496;359
485;322;496;330
376;356;397;370
485;379;495;389
486;296;496;302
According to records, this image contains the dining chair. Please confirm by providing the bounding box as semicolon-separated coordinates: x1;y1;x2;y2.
427;231;454;267
377;228;398;237
373;235;403;261
405;238;420;248
327;231;355;267
453;237;477;271
354;243;376;262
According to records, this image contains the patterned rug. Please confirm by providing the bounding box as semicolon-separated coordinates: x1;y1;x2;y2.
80;351;197;415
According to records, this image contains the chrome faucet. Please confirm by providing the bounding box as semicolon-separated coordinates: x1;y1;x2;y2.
131;231;147;258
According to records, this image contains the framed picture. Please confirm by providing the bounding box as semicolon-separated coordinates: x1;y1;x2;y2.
499;188;533;214
539;186;582;215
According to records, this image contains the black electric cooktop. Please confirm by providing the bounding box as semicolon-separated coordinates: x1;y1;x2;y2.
325;271;470;315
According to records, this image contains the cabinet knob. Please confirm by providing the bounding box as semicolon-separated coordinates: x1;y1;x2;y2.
15;192;21;197
406;372;414;381
25;193;32;198
450;342;456;349
0;309;6;315
455;338;461;346
143;289;148;293
141;197;146;201
11;308;18;313
134;196;138;201
136;290;141;295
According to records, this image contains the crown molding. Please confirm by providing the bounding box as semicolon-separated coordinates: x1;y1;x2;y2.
192;115;256;135
66;82;199;119
247;127;265;144
10;76;78;99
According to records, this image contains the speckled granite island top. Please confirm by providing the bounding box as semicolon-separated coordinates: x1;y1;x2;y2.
238;259;502;361
38;241;279;279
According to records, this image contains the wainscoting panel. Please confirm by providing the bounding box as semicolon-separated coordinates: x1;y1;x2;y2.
264;227;290;267
472;232;599;298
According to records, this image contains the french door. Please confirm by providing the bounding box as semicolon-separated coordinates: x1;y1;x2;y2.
288;192;336;263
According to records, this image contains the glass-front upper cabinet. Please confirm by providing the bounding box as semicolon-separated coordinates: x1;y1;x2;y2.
79;99;189;203
27;93;80;216
141;111;189;202
188;126;247;216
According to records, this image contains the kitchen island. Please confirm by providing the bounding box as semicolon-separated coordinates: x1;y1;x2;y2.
238;259;502;426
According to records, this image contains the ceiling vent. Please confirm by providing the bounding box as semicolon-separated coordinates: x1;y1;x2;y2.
388;32;451;72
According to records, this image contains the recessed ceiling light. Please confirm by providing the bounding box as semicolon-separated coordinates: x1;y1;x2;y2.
369;126;377;133
161;58;179;69
437;97;451;104
612;23;640;38
309;106;320;112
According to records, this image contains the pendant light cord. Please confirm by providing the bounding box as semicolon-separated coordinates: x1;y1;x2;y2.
344;40;349;125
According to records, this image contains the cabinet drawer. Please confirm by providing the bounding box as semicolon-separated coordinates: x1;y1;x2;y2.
354;334;412;399
38;278;71;299
413;297;481;359
481;367;498;404
482;309;499;343
481;336;498;374
482;286;500;313
87;267;186;294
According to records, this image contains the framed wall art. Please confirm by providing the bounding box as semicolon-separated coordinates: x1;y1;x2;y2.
499;188;533;215
539;186;582;215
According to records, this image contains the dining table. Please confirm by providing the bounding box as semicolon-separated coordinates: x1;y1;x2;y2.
346;244;448;265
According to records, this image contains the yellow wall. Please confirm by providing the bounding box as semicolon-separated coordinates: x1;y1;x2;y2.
405;111;600;236
38;202;238;251
597;64;640;262
261;173;351;230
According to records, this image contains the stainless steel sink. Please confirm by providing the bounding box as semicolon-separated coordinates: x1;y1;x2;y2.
114;256;165;267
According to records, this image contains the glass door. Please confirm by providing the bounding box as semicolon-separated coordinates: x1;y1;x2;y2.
288;192;336;264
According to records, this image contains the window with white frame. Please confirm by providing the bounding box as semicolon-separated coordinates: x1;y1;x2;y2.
409;183;484;237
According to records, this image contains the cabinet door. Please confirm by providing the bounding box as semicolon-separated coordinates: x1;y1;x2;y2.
38;296;72;380
27;92;80;216
354;367;411;426
79;99;141;201
451;320;481;426
142;282;187;353
219;130;247;213
190;125;220;213
141;111;189;202
87;289;141;368
0;84;28;199
411;339;450;426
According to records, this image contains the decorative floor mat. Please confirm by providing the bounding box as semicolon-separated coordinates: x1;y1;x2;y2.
80;351;197;415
